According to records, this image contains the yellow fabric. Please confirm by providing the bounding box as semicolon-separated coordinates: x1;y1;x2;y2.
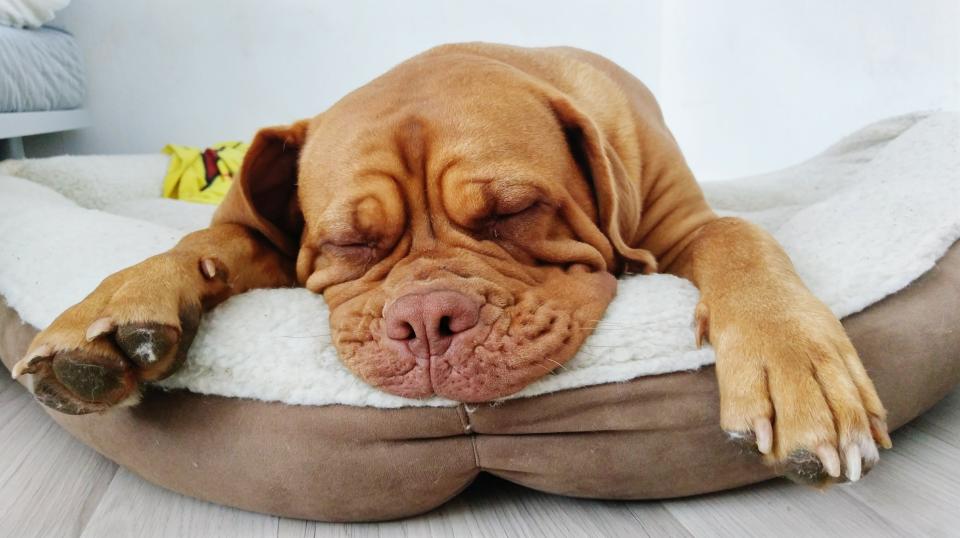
162;141;248;204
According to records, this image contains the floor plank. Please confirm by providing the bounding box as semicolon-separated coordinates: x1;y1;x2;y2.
661;477;908;538
297;475;691;538
910;388;960;448
0;376;118;538
840;424;960;537
79;468;280;538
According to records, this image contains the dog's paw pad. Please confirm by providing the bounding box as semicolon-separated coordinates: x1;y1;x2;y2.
116;323;180;370
51;350;134;402
782;449;831;486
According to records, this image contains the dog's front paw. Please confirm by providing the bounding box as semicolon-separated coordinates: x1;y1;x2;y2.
707;299;892;485
11;255;222;414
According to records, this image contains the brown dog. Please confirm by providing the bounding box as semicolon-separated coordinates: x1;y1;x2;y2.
13;43;889;484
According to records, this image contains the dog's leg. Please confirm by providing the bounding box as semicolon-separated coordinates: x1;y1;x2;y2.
663;216;890;485
11;223;294;414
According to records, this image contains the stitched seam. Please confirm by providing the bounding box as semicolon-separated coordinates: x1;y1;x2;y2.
456;404;481;468
470;433;481;469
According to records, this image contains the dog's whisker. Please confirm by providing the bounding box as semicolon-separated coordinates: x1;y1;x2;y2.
544;358;568;371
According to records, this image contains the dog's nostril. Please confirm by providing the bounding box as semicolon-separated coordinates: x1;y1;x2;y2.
437;316;454;337
385;317;418;341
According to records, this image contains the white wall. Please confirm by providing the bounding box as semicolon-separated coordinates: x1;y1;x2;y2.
27;0;661;156
26;1;960;180
658;0;960;179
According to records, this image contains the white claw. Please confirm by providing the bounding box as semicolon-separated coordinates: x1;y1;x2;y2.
753;417;773;455
11;344;53;379
845;444;862;482
85;317;116;342
861;439;880;465
200;258;217;279
11;358;31;379
815;445;842;478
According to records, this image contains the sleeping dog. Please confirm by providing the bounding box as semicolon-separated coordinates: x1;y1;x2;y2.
13;43;890;484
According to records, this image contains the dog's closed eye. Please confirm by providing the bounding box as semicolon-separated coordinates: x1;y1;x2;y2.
487;201;544;238
492;195;539;218
320;242;379;262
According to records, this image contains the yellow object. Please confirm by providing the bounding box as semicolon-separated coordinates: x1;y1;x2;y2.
162;141;249;204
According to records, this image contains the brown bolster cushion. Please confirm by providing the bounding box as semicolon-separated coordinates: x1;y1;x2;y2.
2;242;958;522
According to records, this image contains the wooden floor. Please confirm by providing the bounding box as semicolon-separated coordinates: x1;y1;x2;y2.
2;367;958;538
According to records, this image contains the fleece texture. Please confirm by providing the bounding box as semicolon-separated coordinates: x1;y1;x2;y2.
0;111;957;408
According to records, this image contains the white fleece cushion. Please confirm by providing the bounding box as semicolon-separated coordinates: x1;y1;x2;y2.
0;112;957;408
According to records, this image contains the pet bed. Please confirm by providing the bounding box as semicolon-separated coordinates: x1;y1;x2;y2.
0;111;958;521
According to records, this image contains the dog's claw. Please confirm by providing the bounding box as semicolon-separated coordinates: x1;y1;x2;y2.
815;444;842;478
862;437;880;465
753;417;773;455
871;416;893;449
85;317;116;342
11;358;32;379
11;344;54;378
845;443;862;482
200;257;217;279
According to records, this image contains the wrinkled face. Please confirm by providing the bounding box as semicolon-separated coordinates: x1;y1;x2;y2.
294;61;620;402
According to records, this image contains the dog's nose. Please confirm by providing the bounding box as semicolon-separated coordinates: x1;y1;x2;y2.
384;290;481;358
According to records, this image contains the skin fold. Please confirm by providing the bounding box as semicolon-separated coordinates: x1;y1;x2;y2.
14;43;890;485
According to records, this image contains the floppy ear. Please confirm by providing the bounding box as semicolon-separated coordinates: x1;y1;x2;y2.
212;119;310;256
551;97;657;274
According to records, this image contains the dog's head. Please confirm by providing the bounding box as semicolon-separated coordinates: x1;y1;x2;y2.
216;47;657;401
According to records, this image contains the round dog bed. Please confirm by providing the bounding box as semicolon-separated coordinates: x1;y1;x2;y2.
1;112;959;521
